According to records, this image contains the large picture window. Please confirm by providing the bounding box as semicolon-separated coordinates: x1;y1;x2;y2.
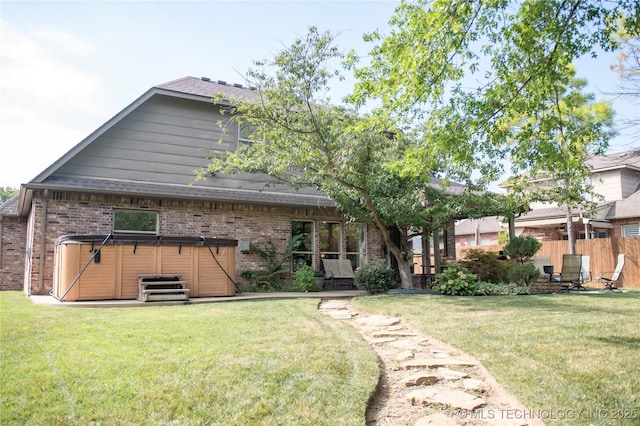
113;210;158;234
346;223;367;269
291;220;314;269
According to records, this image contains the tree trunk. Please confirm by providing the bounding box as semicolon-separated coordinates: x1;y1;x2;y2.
375;225;414;289
396;259;414;289
566;205;576;254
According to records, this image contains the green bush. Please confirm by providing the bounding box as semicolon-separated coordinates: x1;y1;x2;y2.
459;249;512;283
474;281;531;296
435;264;478;296
354;262;397;294
240;234;305;291
507;263;541;287
503;235;542;265
293;265;317;292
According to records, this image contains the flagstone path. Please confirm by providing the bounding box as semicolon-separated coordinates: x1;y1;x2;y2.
319;298;544;426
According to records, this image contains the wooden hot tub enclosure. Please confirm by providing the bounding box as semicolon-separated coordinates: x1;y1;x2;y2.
52;235;237;302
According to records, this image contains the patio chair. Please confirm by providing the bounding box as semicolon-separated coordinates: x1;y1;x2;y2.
549;254;582;292
579;255;591;287
322;259;356;290
595;253;625;292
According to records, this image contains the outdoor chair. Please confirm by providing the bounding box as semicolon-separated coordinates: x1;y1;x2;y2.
549;254;582;292
580;255;591;287
322;259;356;290
595;253;625;292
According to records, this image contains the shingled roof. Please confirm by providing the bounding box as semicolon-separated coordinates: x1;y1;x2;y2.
156;76;259;101
588;149;640;172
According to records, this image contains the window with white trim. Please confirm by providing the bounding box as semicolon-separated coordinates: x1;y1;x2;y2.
238;122;259;145
621;224;640;238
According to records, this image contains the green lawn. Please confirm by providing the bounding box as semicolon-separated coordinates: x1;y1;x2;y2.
353;291;640;426
0;292;379;426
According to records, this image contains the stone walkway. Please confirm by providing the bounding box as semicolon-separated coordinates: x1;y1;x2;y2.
319;298;544;426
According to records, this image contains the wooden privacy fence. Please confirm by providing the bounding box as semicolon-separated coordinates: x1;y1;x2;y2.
454;236;640;289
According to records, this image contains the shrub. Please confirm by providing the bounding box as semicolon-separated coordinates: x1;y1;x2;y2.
354;262;397;294
474;281;531;296
293;265;316;292
240;234;305;291
459;249;512;284
508;263;541;287
503;235;542;265
435;264;478;296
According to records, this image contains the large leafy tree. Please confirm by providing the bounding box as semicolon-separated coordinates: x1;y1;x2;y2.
349;0;638;193
611;18;640;134
507;71;615;254
201;28;503;288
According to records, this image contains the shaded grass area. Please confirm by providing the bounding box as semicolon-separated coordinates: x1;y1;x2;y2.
1;292;379;425
353;291;640;426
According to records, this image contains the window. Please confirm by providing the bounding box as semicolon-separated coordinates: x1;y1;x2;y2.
238;122;259;145
319;222;340;261
291;220;314;269
113;210;158;234
346;223;367;269
621;224;640;238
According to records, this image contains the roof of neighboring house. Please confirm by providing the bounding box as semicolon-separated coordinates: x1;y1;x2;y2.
588;149;640;172
0;194;19;216
500;149;640;188
455;216;504;235
607;190;640;220
513;203;613;228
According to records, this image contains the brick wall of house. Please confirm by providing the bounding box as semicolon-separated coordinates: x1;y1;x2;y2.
0;215;27;290
26;190;384;295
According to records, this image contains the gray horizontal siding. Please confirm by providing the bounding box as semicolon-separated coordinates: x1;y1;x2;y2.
55;94;238;185
46;91;330;205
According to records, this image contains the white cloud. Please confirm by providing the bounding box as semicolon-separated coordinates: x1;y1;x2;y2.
33;28;98;55
1;20;101;110
0;19;102;187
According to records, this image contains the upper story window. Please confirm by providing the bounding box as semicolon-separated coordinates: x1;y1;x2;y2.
238;122;259;145
113;209;158;234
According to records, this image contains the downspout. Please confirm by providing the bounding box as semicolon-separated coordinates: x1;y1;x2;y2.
34;190;48;294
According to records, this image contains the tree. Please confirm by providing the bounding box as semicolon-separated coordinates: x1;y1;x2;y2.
349;0;637;199
507;71;615;254
0;186;19;203
200;28;505;289
611;17;640;134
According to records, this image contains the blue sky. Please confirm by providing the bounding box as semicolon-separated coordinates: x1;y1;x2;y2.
1;0;638;189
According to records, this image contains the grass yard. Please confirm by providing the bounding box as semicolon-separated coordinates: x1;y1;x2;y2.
0;292;379;426
353;291;640;426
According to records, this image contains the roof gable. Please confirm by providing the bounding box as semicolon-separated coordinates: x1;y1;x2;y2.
21;77;332;213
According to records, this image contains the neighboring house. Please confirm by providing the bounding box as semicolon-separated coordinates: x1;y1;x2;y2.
0;77;386;297
454;216;504;247
450;150;640;247
509;150;640;241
